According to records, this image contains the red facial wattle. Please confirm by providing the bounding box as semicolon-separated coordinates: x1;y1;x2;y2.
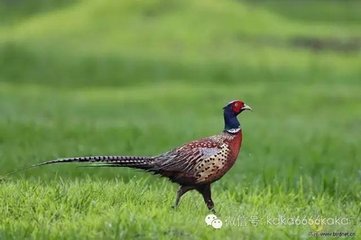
232;101;243;113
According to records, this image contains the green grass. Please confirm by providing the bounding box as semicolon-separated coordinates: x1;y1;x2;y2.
0;0;360;239
248;0;361;24
0;81;360;239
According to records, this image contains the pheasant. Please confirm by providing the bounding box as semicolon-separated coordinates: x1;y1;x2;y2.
15;100;251;212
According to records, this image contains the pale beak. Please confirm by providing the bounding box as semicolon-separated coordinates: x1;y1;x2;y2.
242;104;252;111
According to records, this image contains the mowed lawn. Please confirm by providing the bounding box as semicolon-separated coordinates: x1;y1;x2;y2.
0;81;360;239
0;0;360;239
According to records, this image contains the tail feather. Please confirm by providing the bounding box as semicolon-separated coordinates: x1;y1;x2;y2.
34;155;155;169
3;155;155;177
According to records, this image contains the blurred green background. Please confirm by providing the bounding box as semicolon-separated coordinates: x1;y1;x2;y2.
0;0;360;239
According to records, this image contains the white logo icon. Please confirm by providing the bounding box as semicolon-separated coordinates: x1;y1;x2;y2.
211;218;223;229
205;214;223;229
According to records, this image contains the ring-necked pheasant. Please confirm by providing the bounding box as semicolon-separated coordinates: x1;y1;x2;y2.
15;100;251;212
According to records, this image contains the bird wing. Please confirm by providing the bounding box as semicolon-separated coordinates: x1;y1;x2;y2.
152;138;223;175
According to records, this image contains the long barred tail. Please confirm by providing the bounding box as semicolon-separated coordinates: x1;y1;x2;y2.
32;155;155;170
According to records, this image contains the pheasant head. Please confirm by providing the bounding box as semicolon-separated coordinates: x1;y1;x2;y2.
223;100;252;133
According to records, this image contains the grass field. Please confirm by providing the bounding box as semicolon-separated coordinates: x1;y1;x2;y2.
0;0;360;239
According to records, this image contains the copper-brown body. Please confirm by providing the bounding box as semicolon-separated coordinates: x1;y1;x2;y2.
145;129;243;212
155;131;242;186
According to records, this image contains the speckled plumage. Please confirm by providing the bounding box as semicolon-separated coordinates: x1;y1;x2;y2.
150;131;242;186
31;100;251;212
